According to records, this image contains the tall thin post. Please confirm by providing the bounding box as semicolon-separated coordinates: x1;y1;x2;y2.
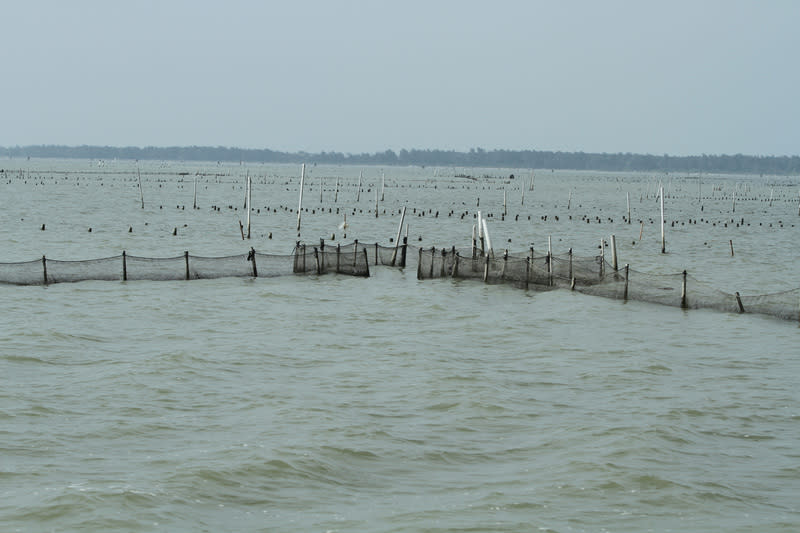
250;247;258;277
735;292;745;313
681;270;688;309
314;247;321;275
472;224;477;259
477;211;485;254
137;167;144;209
732;191;736;213
390;206;406;266
297;163;305;235
356;171;362;202
626;192;631;223
610;234;618;271
42;255;48;285
375;188;379;218
122;251;127;281
567;190;572;210
482;218;493;258
623;264;629;301
320;175;323;203
547;235;552;273
381;172;385;201
600;238;605;277
246;174;252;239
660;186;666;253
184;251;190;280
503;189;507;216
193;177;197;209
335;177;339;203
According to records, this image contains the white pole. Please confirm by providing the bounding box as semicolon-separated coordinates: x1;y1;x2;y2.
660;185;665;253
246;174;252;239
611;234;618;270
477;210;484;254
482;218;493;258
297;163;305;233
626;191;630;223
390;206;406;264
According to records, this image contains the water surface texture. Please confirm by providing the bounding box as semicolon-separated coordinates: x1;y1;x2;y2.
1;160;799;532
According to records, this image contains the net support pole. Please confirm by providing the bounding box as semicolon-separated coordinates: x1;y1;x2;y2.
501;250;507;281
627;192;631;224
401;238;407;268
735;292;745;313
336;244;341;273
314;247;321;275
184;251;190;280
472;224;477;260
568;247;573;281
483;253;490;283
600;238;605;278
660;186;666;253
362;249;370;277
353;240;358;268
375;242;379;266
249;247;258;278
122;251;127;281
137;167;144;209
623;264;629;301
42;255;48;285
525;256;530;290
729;240;735;257
246;174;252;239
193;177;197;209
390;206;406;266
610;234;618;271
297;163;305;235
681;270;688;309
417;246;423;279
356;171;362;202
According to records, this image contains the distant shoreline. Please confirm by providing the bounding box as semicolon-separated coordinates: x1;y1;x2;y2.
2;145;799;175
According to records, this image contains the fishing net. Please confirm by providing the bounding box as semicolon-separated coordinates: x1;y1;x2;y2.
417;247;800;322
0;243;373;285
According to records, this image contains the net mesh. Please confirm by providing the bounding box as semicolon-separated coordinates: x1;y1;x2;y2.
0;242;375;285
416;247;800;322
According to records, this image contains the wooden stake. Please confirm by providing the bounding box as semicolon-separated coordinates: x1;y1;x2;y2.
660;186;665;253
729;239;735;257
42;255;48;285
137;166;144;209
356;171;362;202
390;206;406;266
681;270;687;309
122;251;127;281
246;174;252;239
735;291;745;313
193;177;197;209
297;163;305;234
626;192;631;223
623;264;629;300
610;234;618;271
184;251;190;280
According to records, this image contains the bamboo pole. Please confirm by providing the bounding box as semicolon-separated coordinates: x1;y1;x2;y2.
122;251;127;281
184;251;190;280
390;206;406;266
660;186;666;253
623;264;629;300
356;171;362;202
626;192;630;223
42;255;48;285
610;234;618;271
297;163;305;234
730;240;735;257
246;174;252;239
482;218;493;258
735;291;745;313
137;167;144;208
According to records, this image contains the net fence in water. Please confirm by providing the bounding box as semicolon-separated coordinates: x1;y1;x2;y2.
0;242;377;285
416;246;800;322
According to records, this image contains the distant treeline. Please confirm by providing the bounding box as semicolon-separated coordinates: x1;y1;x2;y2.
2;145;799;174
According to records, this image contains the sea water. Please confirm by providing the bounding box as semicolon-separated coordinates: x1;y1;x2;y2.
1;159;798;532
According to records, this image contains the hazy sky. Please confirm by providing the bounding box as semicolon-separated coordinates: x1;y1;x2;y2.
3;1;798;156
